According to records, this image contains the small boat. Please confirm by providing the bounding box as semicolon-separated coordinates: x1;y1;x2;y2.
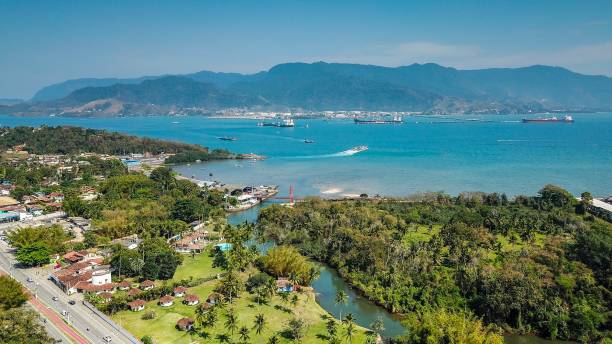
304;139;315;144
218;136;238;141
522;115;574;123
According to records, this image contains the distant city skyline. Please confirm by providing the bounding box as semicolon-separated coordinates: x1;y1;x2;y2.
1;0;611;98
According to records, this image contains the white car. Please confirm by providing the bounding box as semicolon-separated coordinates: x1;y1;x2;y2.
102;336;112;342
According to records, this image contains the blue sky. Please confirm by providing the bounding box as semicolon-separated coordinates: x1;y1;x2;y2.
1;0;611;98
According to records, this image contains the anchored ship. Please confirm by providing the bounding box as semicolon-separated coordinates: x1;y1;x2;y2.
522;115;574;123
258;118;295;127
354;116;403;124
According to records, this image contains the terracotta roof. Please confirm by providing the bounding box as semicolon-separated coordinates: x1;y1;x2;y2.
118;280;131;288
159;295;174;303
174;286;187;293
176;317;194;329
207;292;222;301
276;279;292;288
140;280;155;288
58;271;92;286
184;294;199;302
99;292;113;300
77;282;117;292
127;288;141;297
199;302;214;310
128;299;145;308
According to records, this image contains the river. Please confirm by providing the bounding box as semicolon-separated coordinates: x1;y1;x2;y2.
229;204;575;343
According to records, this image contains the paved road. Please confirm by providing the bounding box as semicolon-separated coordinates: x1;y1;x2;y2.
30;296;90;344
0;241;133;344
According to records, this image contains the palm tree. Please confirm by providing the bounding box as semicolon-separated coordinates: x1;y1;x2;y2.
195;303;207;327
326;318;337;339
216;333;231;343
371;316;385;337
267;335;279;344
334;290;348;320
238;326;250;343
343;313;355;344
365;333;377;344
253;313;266;335
279;291;290;306
290;294;299;307
224;308;238;335
203;306;218;328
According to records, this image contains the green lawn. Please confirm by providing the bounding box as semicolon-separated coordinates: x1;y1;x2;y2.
112;247;370;343
173;250;223;282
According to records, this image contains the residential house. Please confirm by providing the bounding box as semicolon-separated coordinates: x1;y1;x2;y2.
173;286;187;297
159;295;174;307
206;292;222;305
176;317;195;331
117;280;131;291
128;299;146;312
276;278;294;293
140;280;155;291
183;294;200;306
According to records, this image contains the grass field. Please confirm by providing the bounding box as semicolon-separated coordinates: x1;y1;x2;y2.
112;247;370;343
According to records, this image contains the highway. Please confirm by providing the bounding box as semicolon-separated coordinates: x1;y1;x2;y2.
0;241;135;344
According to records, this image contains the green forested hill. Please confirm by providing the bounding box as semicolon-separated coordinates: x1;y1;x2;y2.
0;125;213;156
256;186;611;343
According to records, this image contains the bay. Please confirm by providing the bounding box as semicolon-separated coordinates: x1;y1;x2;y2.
3;113;609;198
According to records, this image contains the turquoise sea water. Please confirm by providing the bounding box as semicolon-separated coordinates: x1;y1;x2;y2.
2;113;611;197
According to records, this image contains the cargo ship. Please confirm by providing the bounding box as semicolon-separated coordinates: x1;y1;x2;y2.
257;118;295;127
354;116;403;124
522;115;574;123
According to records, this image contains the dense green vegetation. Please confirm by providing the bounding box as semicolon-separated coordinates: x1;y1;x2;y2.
0;126;235;163
0;275;52;344
164;148;234;164
0;275;28;310
257;186;612;343
8;225;70;267
110;238;182;280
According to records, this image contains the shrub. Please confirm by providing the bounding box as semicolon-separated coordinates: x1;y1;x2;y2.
142;311;156;320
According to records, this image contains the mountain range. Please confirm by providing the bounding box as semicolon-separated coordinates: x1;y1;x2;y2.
5;62;612;116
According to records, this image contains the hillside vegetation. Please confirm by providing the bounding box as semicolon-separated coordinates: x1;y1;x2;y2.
0;126;233;162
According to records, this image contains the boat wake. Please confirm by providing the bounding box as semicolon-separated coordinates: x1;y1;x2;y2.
288;147;368;159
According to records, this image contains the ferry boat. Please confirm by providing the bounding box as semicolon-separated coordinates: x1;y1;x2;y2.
345;145;368;154
354;116;403;124
218;136;238;141
522;115;574;123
